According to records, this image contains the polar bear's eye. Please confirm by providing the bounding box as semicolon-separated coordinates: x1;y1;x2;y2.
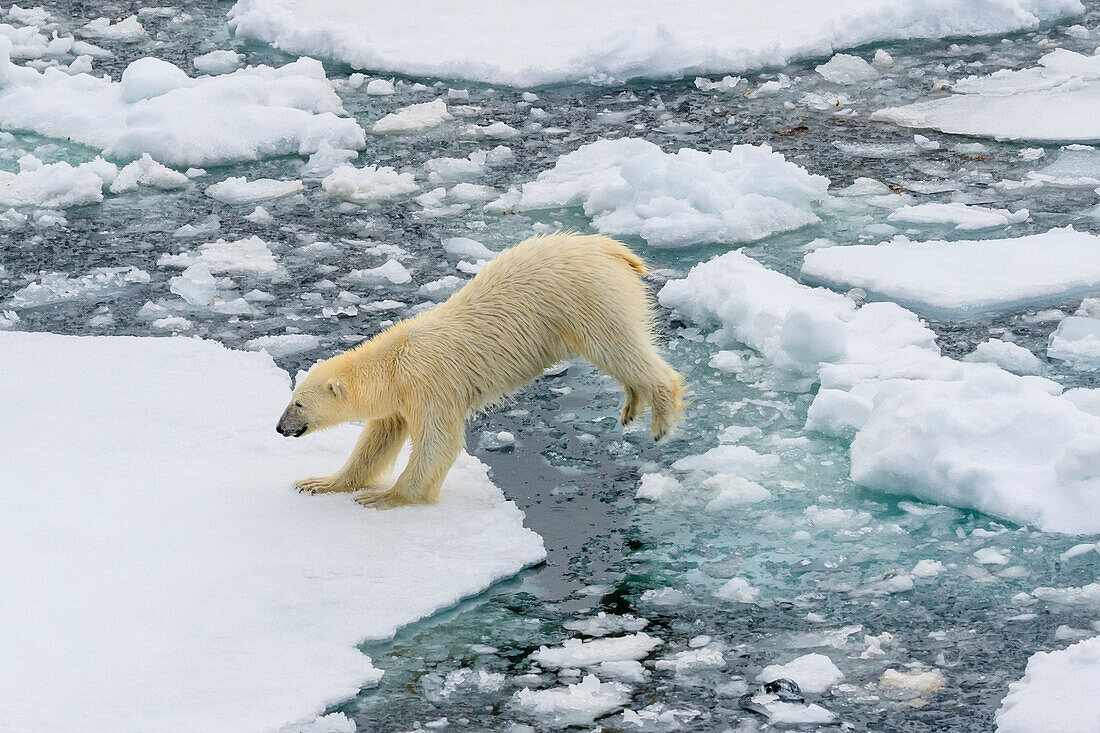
294;401;303;408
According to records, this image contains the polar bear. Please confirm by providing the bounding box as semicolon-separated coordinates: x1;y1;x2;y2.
276;232;686;507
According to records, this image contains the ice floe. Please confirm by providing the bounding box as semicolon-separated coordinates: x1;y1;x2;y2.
850;367;1100;534
0;154;114;208
0;44;364;167
229;0;1081;86
0;331;544;732
514;674;630;728
996;635;1100;733
801;228;1100;315
874;47;1100;143
322;164;419;203
499;138;828;248
886;202;1029;230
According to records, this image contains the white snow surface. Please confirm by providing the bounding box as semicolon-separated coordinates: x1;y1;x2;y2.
874;47;1100;143
996;635;1100;733
158;236;279;275
502;138;829;248
0;332;545;733
0;44;365;167
801;228;1100;315
228;0;1082;86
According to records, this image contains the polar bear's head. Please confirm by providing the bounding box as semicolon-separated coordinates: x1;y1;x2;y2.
276;357;350;437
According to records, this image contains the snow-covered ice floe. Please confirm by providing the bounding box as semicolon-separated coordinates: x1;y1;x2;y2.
996;635;1100;733
0;42;364;167
801;228;1100;315
874;47;1100;143
0;332;545;732
228;0;1081;86
660;250;1100;534
495;138;828;248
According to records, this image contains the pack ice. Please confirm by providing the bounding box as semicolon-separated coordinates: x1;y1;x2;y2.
660;250;1100;534
228;0;1081;86
0;40;364;167
801;228;1100;315
874;48;1100;143
497;138;828;248
0;332;545;733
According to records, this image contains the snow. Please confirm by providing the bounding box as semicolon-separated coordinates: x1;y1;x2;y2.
207;177;304;204
228;0;1082;86
0;154;113;208
0;43;365;167
193;49;244;74
874;48;1100;143
514;675;630;728
996;635;1100;733
1048;316;1100;367
850;367;1100;534
322;164;419;203
0;331;545;732
365;78;395;95
532;633;661;668
801;228;1100;315
159;236;279;275
759;653;844;694
501;138;829;248
371;99;452;133
886;202;1029;230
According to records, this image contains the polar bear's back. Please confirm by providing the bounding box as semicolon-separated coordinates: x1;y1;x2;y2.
408;232;656;407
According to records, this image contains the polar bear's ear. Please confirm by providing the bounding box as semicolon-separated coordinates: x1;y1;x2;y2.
327;379;348;398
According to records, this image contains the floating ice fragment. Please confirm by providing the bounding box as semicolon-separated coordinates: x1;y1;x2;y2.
503;138;828;248
714;577;759;603
372;99;452;133
514;674;630;729
322;164;418;203
963;339;1043;376
816;53;878;84
193;49;243;74
759;654;844;694
207;177;303;204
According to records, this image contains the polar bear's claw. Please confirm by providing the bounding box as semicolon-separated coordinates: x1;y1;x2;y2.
295;476;354;494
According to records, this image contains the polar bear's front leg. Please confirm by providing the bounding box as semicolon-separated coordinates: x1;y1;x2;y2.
297;415;408;494
354;411;464;508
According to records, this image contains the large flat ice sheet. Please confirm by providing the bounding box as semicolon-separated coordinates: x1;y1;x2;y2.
873;48;1100;143
0;332;545;733
801;228;1100;315
228;0;1081;86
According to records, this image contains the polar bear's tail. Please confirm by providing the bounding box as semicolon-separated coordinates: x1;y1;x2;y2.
612;246;650;277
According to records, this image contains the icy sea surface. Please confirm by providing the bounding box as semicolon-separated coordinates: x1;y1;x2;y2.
3;1;1100;730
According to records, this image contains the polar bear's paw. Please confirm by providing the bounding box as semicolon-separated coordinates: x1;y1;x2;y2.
295;475;355;494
